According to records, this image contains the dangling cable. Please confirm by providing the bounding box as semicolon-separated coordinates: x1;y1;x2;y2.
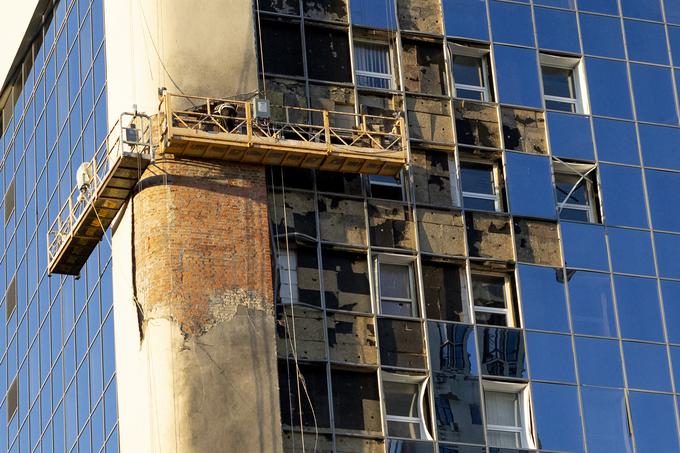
254;0;268;98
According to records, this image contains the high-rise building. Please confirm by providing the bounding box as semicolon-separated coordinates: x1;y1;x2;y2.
2;0;680;452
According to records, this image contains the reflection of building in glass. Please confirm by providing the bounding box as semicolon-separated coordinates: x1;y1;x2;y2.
2;0;680;451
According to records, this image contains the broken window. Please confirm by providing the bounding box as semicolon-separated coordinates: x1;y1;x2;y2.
422;257;467;322
303;0;348;22
513;218;562;267
449;43;492;102
459;160;502;212
540;53;587;113
318;195;367;245
378;319;427;368
465;212;514;261
471;273;517;327
417;209;466;256
328;312;377;365
412;150;454;207
382;372;432;440
276;306;327;361
5;275;16;320
305;25;352;82
501;107;547;155
553;160;600;223
368;174;403;200
402;40;447;95
275;246;321;306
278;360;331;429
4;178;15;225
316;171;363;196
355;42;394;89
321;247;371;312
7;376;17;422
406;96;453;143
331;368;382;434
482;380;535;449
257;0;300;15
260;19;304;76
454;100;502;148
368;201;416;249
375;255;417;317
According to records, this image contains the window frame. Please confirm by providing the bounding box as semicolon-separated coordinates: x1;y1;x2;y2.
354;40;396;90
381;371;433;440
459;158;503;212
448;42;493;102
540;53;589;114
482;380;535;449
374;254;418;317
470;271;516;328
368;173;405;200
553;160;599;223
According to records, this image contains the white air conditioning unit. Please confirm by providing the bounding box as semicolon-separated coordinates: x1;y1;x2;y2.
76;162;94;192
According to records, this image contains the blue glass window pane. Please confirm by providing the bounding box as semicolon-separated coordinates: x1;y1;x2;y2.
615;275;663;342
536;0;574;7
580;13;625;59
547;112;594;160
585;58;633;119
623;341;672;392
535;8;579;53
662;280;680;344
505;153;555;219
608;228;654;276
630;64;678;126
494;45;542;108
568;271;617;336
575;337;623;387
646;169;680;232
526;332;575;383
593;118;639;165
561;222;609;271
518;265;569;332
443;0;489;41
531;383;584;453
668;26;680;67
581;387;633;453
667;0;680;25
579;0;618;14
671;347;680;388
477;327;526;378
621;0;662;20
655;233;680;279
599;164;647;228
630;392;680;453
490;2;535;46
428;322;478;375
638;124;680;171
624;20;669;65
350;0;396;29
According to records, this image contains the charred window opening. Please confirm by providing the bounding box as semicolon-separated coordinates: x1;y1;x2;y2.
513;218;562;267
303;0;348;22
465;211;513;261
6;376;17;423
368;201;416;249
454;100;501;149
305;26;352;82
417;209;466;256
268;190;317;241
4;178;15;225
260;19;304;76
402;40;447;95
378;319;427;368
396;0;442;34
412;149;454;207
321;247;371;312
368;173;404;201
422;257;467;322
275;245;321;306
406;95;453;143
276;306;327;361
257;0;300;15
501;107;547;155
331;368;382;434
318;195;367;245
328;312;377;364
316;171;363;196
5;275;16;320
278;360;331;429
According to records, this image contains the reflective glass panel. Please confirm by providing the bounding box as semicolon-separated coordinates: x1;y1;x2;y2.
526;332;575;383
433;373;485;444
536;0;574;7
477;327;526;378
654;233;680;279
580;13;625;59
428;322;478;375
555;172;594;222
615;275;663;342
669;26;680;66
646;169;680;232
490;2;534;46
623;341;672;392
581;387;633;453
494;45;542;108
670;346;680;387
535;8;579;53
667;0;680;25
518;265;569;332
620;0;662;20
608;228;654;276
585;58;633;119
624;20;668;65
547;112;594;160
662;280;680;344
575;337;623;387
630;64;678;126
629;392;680;453
531;383;584;453
505;153;555;219
579;0;618;14
599;164;647;228
638;124;680;171
568;271;617;336
350;0;397;29
443;0;489;41
561;222;609;271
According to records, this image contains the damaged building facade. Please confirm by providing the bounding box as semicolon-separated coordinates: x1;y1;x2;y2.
2;0;680;452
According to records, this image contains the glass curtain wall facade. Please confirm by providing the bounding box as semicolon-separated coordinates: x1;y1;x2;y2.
0;0;117;452
263;0;680;452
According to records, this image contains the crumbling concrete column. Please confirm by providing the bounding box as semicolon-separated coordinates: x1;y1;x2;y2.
114;157;282;452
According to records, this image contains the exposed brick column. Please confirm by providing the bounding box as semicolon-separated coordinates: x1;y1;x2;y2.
131;157;282;452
